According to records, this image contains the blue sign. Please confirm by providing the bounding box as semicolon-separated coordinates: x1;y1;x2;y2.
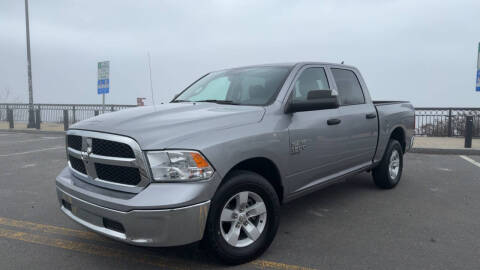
477;43;480;92
477;70;480;92
97;61;110;95
97;79;109;94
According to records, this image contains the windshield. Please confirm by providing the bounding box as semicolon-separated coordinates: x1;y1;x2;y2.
173;66;291;106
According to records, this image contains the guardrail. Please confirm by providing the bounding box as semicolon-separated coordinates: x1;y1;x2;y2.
0;103;136;130
415;107;480;137
1;104;479;137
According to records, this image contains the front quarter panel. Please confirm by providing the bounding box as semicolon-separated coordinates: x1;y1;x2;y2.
168;113;290;195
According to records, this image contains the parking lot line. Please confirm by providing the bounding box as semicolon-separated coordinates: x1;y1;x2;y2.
0;146;64;157
0;217;105;242
460;155;480;168
0;227;189;270
0;217;317;270
0;137;63;145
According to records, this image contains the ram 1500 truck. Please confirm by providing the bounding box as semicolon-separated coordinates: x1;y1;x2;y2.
56;62;414;264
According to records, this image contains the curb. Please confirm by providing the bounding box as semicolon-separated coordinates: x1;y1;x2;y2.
0;129;65;135
411;147;480;156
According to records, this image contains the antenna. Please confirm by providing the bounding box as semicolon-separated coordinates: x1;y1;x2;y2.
147;52;156;106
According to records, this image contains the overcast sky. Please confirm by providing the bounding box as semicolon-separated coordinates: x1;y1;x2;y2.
1;0;479;107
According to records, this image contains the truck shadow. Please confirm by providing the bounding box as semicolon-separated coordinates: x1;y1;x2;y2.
279;172;378;225
121;172;381;267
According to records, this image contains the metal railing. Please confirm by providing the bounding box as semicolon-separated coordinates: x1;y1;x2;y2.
1;103;479;137
0;103;136;130
415;107;480;137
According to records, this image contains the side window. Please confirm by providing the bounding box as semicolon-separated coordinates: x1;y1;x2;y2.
293;68;329;101
331;68;365;105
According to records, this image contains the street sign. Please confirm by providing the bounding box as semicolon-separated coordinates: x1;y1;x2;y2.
477;43;480;92
97;61;110;94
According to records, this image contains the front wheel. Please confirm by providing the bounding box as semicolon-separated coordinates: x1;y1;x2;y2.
204;170;280;265
372;139;403;189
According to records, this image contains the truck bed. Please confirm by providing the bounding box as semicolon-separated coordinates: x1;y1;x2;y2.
373;100;410;106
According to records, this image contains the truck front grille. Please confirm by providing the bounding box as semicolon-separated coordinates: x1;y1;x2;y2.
92;138;135;158
69;155;86;174
67;135;82;151
66;130;150;193
95;163;141;185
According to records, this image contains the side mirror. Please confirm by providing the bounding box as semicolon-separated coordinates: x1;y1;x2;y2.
286;90;339;113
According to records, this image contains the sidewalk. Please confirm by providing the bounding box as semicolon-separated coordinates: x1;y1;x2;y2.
412;136;480;155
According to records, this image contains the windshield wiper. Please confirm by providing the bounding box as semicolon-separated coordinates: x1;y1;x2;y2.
195;99;239;105
171;99;189;103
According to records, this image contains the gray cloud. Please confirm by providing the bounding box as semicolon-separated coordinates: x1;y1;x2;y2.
1;0;479;106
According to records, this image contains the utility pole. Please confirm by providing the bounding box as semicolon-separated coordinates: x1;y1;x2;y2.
25;0;35;128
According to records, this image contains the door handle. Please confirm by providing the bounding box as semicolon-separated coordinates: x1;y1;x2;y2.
366;113;377;119
327;118;341;125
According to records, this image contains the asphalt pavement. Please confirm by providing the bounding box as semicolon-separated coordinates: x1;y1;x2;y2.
0;131;479;270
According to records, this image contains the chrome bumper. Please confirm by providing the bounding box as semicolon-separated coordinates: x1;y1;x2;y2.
57;187;210;247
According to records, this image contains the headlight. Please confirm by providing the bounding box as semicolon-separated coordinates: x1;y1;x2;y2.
146;150;214;182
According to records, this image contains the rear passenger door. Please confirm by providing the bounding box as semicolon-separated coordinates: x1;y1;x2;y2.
329;67;378;170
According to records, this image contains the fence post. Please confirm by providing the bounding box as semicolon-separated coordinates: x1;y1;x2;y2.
447;109;452;137
72;105;76;123
7;109;14;129
465;116;473;148
63;110;69;131
27;107;35;128
35;108;41;129
94;110;99;116
110;105;114;112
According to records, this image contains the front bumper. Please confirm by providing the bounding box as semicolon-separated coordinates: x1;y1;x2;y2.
57;186;210;246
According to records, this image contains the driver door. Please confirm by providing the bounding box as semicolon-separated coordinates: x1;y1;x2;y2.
285;66;351;194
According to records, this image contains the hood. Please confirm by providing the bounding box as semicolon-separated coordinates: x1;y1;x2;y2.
71;103;265;149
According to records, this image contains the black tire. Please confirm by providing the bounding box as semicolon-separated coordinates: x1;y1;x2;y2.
372;139;403;189
204;170;280;265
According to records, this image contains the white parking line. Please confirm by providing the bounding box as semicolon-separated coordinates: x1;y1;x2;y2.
0;133;31;137
0;137;62;145
460;155;480;168
0;132;31;136
0;147;64;157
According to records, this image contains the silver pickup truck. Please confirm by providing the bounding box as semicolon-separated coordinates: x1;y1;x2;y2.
56;62;414;264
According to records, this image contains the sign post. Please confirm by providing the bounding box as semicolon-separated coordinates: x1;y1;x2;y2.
97;61;110;112
477;43;480;92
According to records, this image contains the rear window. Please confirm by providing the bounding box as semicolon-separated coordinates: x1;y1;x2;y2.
331;68;365;105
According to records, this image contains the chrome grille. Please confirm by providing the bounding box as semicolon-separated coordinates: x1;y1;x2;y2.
69;155;86;174
67;135;82;151
66;130;150;193
95;163;141;185
92;138;135;158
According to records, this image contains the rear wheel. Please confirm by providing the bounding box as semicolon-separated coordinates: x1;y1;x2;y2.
204;170;280;265
372;139;403;189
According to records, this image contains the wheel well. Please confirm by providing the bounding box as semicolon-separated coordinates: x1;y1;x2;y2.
390;127;406;153
226;157;284;203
